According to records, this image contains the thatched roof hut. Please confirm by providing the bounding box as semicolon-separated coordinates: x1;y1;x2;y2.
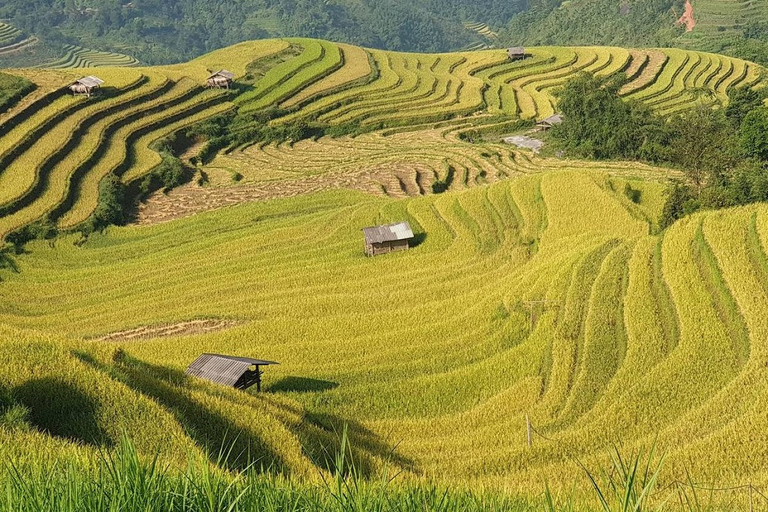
362;222;415;256
206;70;235;89
68;76;104;96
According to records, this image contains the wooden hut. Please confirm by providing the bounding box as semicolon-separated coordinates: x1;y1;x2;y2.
206;70;235;89
536;114;563;131
507;47;526;61
362;221;415;256
68;76;104;96
185;353;278;392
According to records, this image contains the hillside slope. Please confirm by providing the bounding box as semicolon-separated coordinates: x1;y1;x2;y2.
0;39;762;241
2;171;768;503
0;0;524;66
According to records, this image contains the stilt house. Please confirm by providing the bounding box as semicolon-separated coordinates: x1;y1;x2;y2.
68;76;104;96
206;70;235;89
507;47;526;61
362;222;415;256
185;353;278;392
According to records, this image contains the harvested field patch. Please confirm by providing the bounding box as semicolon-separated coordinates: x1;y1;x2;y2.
94;319;243;342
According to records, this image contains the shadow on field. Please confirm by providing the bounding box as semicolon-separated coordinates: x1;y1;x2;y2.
73;350;288;473
266;376;338;393
411;232;427;247
258;394;417;478
14;377;114;447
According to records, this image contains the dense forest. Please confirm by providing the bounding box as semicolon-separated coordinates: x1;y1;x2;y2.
0;0;524;64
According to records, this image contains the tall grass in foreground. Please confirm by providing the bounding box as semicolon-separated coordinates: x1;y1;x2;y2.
0;433;529;512
0;433;741;511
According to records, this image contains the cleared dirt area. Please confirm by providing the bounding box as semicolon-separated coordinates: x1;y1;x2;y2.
95;319;242;342
676;0;696;32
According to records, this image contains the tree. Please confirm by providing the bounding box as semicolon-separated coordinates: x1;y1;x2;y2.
665;108;740;188
740;106;768;161
552;71;664;160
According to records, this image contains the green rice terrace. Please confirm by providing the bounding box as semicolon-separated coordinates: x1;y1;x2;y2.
1;38;768;509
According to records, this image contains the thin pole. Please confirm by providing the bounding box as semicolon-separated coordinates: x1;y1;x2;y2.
256;365;261;393
526;415;532;448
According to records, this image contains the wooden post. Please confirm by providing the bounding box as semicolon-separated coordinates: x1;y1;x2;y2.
526;415;532;448
255;365;261;393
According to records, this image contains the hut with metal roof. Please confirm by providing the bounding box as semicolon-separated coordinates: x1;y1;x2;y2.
206;70;235;89
507;47;526;61
536;114;564;131
185;353;278;392
362;221;415;257
68;76;104;96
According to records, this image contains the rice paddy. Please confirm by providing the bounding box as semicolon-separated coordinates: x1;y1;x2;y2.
0;38;767;508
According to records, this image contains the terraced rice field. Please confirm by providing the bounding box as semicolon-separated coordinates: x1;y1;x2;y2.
264;41;762;130
43;44;140;68
139;124;671;225
679;0;768;50
0;22;22;47
3;167;768;505
1;38;768;506
0;38;762;240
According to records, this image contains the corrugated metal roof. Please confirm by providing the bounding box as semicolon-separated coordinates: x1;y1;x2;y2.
508;47;525;55
362;222;414;244
75;76;104;88
185;353;278;387
539;114;563;125
208;70;235;80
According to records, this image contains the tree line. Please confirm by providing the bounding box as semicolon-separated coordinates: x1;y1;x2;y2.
550;72;768;228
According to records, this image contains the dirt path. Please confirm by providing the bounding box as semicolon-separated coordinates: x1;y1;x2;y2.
676;0;696;32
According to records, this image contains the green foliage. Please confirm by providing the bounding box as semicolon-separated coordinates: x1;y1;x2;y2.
551;72;665;160
0;72;35;115
0;0;526;64
740;107;768;161
86;175;127;233
502;0;684;49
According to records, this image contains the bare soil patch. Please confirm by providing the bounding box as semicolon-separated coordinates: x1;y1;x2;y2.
676;0;696;32
95;319;242;342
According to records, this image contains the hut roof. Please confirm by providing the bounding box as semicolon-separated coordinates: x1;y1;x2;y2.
73;76;105;88
538;114;563;126
186;353;278;387
208;70;235;80
508;47;525;56
362;222;414;244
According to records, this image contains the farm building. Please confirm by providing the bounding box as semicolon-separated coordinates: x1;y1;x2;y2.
185;353;278;392
206;70;235;89
536;114;563;131
507;47;526;60
68;76;104;96
362;222;415;256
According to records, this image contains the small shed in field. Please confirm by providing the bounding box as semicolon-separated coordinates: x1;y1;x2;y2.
206;70;235;89
185;353;278;392
507;47;526;61
69;76;104;96
536;114;563;131
362;221;415;256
